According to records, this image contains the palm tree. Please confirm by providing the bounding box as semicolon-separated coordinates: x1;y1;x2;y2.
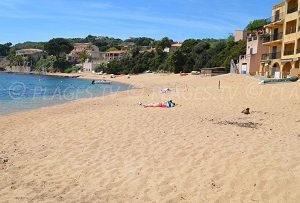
78;51;90;63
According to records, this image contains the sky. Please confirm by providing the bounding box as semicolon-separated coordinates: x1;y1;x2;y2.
0;0;280;44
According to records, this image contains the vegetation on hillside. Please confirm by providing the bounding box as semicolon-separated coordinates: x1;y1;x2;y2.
0;35;246;74
0;43;12;57
13;42;45;51
100;36;246;74
124;37;155;46
44;38;74;58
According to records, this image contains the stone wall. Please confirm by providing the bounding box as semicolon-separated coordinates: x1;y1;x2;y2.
5;66;31;72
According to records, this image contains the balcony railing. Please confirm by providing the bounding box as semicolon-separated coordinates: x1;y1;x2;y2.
265;12;285;24
261;52;281;60
286;27;297;35
247;35;258;42
287;5;298;14
284;50;294;56
262;32;283;43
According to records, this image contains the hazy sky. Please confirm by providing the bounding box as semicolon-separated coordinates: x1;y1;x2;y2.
0;0;279;44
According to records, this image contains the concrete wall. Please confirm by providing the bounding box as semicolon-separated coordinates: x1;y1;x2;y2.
238;38;269;75
249;40;269;74
235;30;247;42
82;62;96;72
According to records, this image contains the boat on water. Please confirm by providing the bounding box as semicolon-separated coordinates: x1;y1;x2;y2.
91;80;111;85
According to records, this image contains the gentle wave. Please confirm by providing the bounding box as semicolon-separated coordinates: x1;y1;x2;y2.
0;73;131;115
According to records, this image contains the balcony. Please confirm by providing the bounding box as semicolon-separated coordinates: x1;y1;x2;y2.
262;32;283;43
287;5;298;14
247;35;258;42
261;52;281;60
286;26;296;35
284;50;294;56
265;12;285;24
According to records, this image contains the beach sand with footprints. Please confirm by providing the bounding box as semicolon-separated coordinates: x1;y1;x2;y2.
1;73;300;202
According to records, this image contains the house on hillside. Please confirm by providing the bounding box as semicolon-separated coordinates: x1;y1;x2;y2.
163;43;182;53
16;49;43;61
69;43;103;73
103;50;127;62
9;48;44;72
68;43;100;62
81;50;127;73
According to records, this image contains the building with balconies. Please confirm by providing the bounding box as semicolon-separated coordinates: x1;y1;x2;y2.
236;27;269;75
16;49;43;61
104;50;127;62
260;0;300;78
68;43;100;62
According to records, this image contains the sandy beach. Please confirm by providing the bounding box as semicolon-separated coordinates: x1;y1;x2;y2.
1;73;300;202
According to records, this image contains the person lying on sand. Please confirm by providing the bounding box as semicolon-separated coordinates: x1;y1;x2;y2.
144;100;176;108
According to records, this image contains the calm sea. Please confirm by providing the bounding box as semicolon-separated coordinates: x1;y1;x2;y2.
0;73;131;115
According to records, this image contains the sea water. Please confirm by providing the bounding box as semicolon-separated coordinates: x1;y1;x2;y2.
0;73;131;115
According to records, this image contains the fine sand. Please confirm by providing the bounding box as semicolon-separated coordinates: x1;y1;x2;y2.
1;74;300;202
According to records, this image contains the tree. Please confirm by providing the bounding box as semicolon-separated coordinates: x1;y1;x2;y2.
35;56;57;72
44;38;73;58
124;37;155;46
155;37;173;50
43;38;73;72
94;40;109;51
246;19;267;30
85;35;97;43
95;64;106;73
15;55;24;66
107;47;118;52
13;41;45;50
130;47;141;58
106;61;122;74
194;41;210;54
0;43;12;56
181;39;200;53
165;50;187;73
78;51;91;64
6;52;16;66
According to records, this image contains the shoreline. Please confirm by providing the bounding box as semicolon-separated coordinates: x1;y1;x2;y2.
0;72;135;117
0;71;82;78
0;87;135;117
